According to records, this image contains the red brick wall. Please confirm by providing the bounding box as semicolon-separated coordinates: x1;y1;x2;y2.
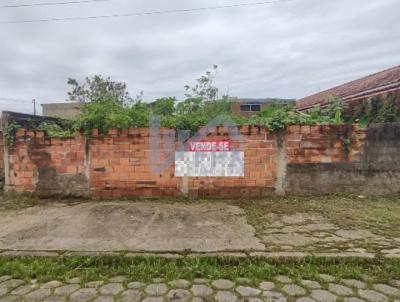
7;129;87;195
3;124;385;197
89;126;277;198
285;125;367;164
284;124;400;195
187;126;277;198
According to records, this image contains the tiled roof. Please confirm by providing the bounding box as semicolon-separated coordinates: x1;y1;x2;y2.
297;65;400;110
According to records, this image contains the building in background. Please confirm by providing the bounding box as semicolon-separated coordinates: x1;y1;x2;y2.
230;97;295;117
297;65;400;112
41;102;81;119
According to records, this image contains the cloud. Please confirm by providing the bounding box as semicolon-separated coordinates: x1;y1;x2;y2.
0;0;399;114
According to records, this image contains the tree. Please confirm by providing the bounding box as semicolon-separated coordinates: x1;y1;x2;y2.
67;75;133;106
184;65;219;102
324;96;346;124
176;97;203;115
152;97;177;116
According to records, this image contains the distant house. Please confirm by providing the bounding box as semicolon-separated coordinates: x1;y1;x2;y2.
297;65;400;112
41;102;81;119
230;97;295;117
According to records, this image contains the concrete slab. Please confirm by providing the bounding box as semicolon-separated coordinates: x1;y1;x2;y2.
0;201;264;252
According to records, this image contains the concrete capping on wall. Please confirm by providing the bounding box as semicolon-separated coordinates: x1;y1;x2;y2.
1;123;399;197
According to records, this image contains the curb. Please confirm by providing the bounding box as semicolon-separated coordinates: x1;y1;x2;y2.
0;250;391;259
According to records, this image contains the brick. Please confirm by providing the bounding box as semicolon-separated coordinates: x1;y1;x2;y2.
66;166;78;174
108;128;118;136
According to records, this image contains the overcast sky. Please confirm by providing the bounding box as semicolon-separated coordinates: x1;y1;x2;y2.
0;0;399;114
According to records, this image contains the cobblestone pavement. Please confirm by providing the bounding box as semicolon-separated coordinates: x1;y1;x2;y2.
258;213;400;257
1;275;400;302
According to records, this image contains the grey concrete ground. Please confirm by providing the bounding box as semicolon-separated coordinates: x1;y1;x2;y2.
0;202;263;253
1;274;400;302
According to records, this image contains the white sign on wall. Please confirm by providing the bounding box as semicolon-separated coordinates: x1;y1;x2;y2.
175;141;244;177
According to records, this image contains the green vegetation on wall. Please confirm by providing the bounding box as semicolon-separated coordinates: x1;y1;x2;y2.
352;92;400;126
6;71;400;140
4;122;20;147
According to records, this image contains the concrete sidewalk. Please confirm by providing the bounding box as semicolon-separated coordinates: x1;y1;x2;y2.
0;201;264;253
0;200;399;259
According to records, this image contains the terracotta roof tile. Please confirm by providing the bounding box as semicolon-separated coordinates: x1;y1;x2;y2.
297;65;400;110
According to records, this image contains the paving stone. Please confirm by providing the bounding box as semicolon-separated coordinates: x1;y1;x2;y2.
54;284;80;296
42;296;66;302
42;281;63;289
10;284;38;295
109;276;127;283
246;298;263;302
381;248;400;254
301;280;321;289
215;290;238;302
335;230;378;240
99;283;124;295
236;286;261;297
262;291;287;302
318;274;335;282
69;288;98;302
259;282;275;290
281;284;306;296
212;280;234;290
274;276;292;284
121;290;142;302
341;279;366;289
191;285;213;297
193;279;209;284
86;281;104;288
328;284;354;296
142;297;164;302
168;280;191;289
145;284;168;296
25;288;52;302
0;288;7;297
373;284;400;297
390;280;400;288
166;289;191;302
358;290;388;302
127;282;146;289
310;289;337;302
93;296;114;302
0;280;24;289
0;295;18;302
67;278;81;284
343;298;365;302
296;298;317;302
0;278;12;284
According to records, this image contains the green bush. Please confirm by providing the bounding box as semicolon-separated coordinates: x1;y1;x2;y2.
20;93;399;139
353;93;400;126
38;122;75;138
